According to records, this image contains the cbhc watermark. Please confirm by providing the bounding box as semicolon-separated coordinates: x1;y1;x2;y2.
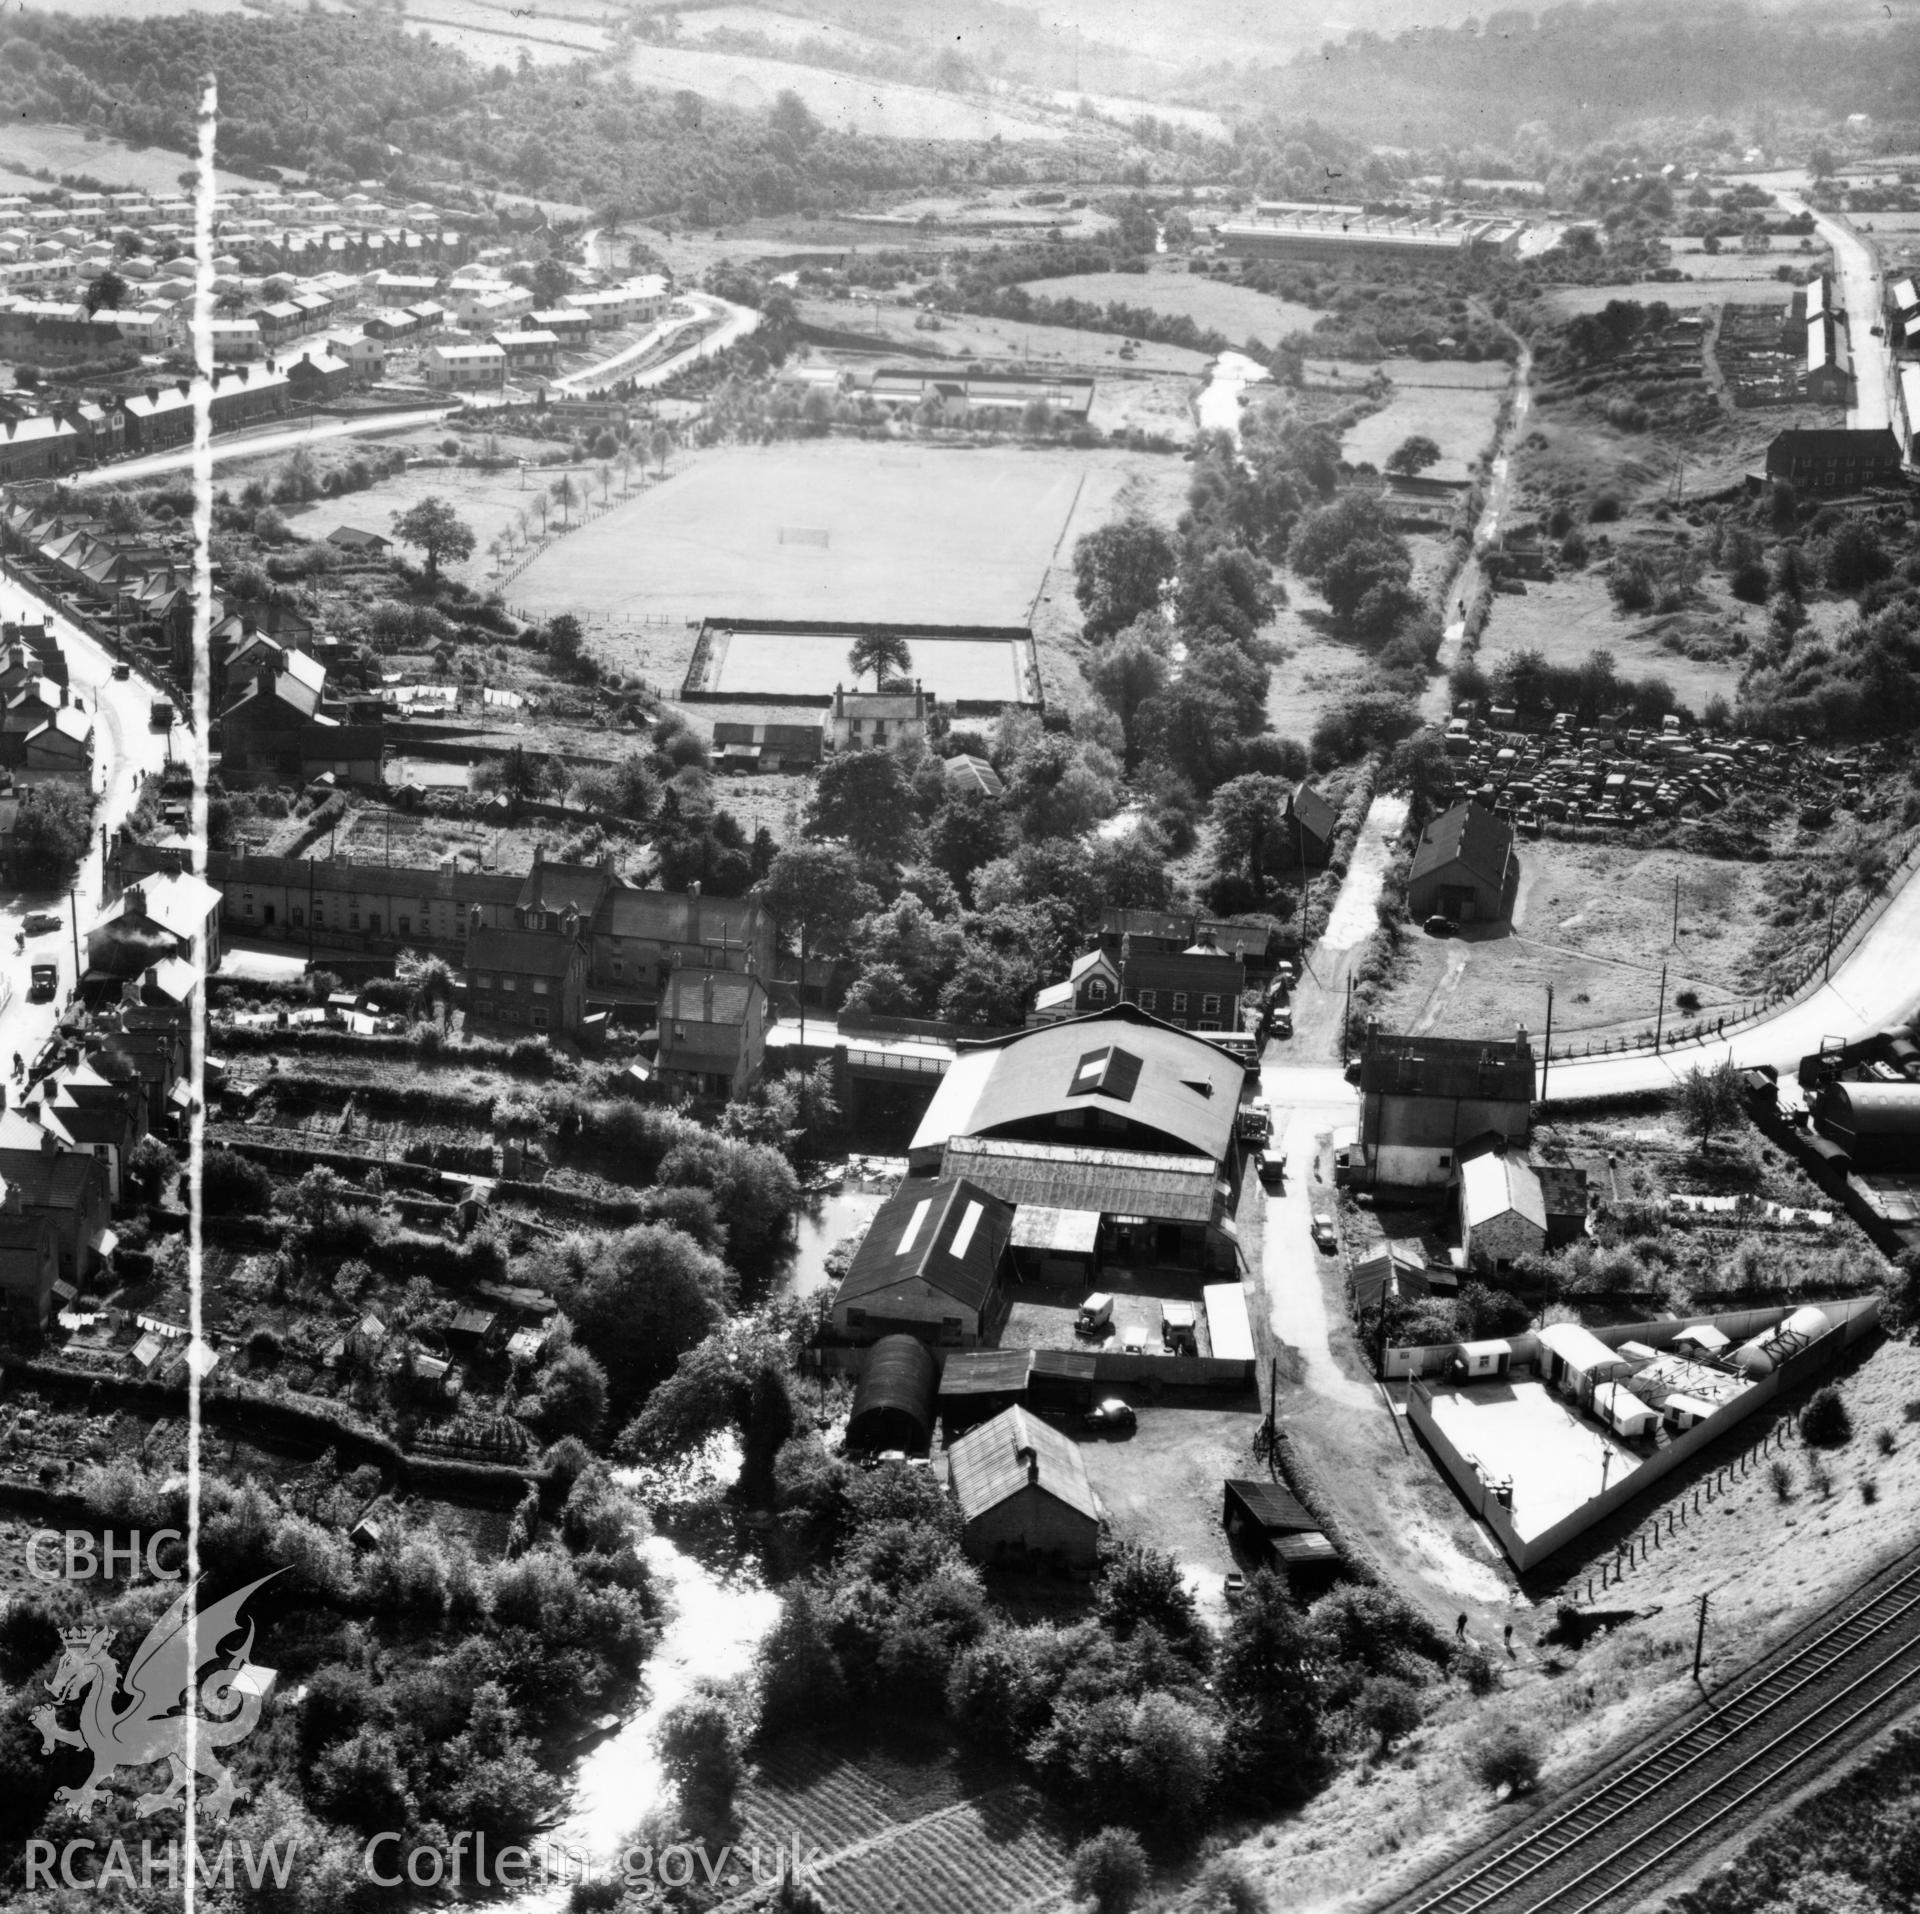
26;1530;185;1583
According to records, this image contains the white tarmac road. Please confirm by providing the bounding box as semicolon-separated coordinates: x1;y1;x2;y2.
0;570;176;1078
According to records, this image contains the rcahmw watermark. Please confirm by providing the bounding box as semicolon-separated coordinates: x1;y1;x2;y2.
28;1834;827;1892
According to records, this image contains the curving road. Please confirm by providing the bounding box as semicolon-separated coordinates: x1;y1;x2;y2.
0;568;175;1072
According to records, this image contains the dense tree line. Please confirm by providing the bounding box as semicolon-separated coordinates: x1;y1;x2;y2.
0;15;1000;218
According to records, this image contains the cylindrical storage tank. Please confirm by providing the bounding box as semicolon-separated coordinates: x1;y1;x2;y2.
1780;1304;1833;1342
1731;1337;1775;1380
847;1335;937;1455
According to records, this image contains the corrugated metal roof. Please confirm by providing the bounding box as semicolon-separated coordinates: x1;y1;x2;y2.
849;1334;936;1443
1224;1478;1318;1535
938;1348;1034;1396
942;1136;1220;1224
947;1405;1098;1524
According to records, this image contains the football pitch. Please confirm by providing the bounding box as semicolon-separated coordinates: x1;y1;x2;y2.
510;441;1087;629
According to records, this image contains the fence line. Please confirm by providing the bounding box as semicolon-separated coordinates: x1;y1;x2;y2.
1542;837;1920;1065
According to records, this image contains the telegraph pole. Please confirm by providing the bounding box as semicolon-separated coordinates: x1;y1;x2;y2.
1540;982;1554;1100
1653;961;1668;1051
1825;892;1838;981
1693;1590;1710;1681
1672;872;1681;944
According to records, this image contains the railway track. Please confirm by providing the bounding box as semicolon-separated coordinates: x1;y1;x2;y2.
1389;1560;1920;1914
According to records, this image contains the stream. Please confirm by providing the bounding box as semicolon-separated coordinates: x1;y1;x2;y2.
507;1468;781;1911
1195;348;1274;440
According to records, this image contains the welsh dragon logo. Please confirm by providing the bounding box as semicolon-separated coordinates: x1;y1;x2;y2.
32;1572;280;1821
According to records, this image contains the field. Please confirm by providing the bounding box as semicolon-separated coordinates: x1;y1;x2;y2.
510;440;1098;631
1046;89;1229;140
1547;276;1807;314
676;5;898;56
794;293;1211;376
1372;836;1785;1044
0;120;265;196
1343;370;1508;481
619;44;1067;141
1472;573;1746;714
1013;267;1319;342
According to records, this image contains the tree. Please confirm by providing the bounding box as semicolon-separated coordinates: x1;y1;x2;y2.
1174;543;1276;644
1217;1570;1325;1806
1801;1384;1852;1448
10;782;92;886
1072;515;1178;643
202;1149;274;1216
805;751;921;866
1469;1721;1542;1795
84;269;129;316
390;497;476;583
650;424;672;476
928;792;1013;905
127;1135;175;1205
1087;617;1171;766
1210;773;1293;889
759;843;881;1039
1825;520;1890;592
847;631;911;691
545;612;585;669
1070;1828;1150;1914
619;1323;795;1508
552;1223;735;1423
1359;1675;1424;1753
527;1345;608;1442
1385;434;1442;477
1672;1057;1744;1147
657;1692;744;1822
549;473;577;526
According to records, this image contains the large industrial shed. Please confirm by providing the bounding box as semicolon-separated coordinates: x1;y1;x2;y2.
946;1405;1101;1570
846;1335;937;1454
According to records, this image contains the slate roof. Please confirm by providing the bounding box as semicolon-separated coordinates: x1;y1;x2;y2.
662;969;766;1026
833;1177;1013;1318
1409;799;1514;891
464;927;578;979
947;1405;1098;1524
1357;1029;1535;1103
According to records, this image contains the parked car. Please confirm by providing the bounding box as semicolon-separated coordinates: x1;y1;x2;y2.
28;962;58;1001
1224;1571;1247;1606
1424;914;1455;937
1162;1302;1198;1354
1119;1322;1150;1356
1259;1151;1287;1188
21;913;59;935
1083;1399;1137;1435
111;662;131;681
1310;1216;1338;1254
1076;1292;1114;1336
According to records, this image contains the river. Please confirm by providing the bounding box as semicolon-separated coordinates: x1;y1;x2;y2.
1195;349;1274;441
508;1471;781;1911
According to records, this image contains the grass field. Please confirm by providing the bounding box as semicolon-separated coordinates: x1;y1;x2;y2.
1343;377;1506;481
1013;268;1319;342
677;5;897;55
511;440;1092;630
1472;572;1745;714
0;121;265;196
1547;276;1806;314
794;294;1210;376
1373;836;1782;1043
620;44;1066;140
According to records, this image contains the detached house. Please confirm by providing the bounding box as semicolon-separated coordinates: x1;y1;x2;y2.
87;871;223;977
828;683;935;754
